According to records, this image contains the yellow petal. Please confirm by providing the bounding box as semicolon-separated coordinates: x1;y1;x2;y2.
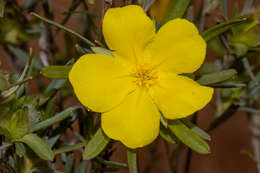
150;72;213;119
149;0;171;23
101;88;160;148
147;19;206;74
103;5;155;64
69;54;135;113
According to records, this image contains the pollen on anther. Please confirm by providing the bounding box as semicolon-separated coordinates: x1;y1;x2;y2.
131;63;158;88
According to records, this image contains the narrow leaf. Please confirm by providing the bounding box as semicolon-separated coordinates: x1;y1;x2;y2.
168;120;210;154
42;66;72;79
127;149;138;173
91;47;113;56
54;143;84;155
96;157;128;169
16;133;55;161
196;69;237;85
83;128;110;160
31;107;78;132
163;0;191;24
181;119;211;141
64;154;74;173
201;18;248;42
160;125;177;143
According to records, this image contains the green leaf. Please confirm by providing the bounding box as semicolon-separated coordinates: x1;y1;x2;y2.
45;79;67;93
181;119;211;141
0;108;29;140
64;154;74;173
160;125;177;143
88;0;95;4
16;133;55;161
15;143;26;157
54;143;84;155
201;18;248;42
74;161;89;173
127;149;138;173
42;66;72;79
196;69;237;85
75;44;92;55
31;107;78;132
96;157;128;170
91;47;113;56
162;0;191;24
83;128;110;160
0;73;8;91
168;120;210;154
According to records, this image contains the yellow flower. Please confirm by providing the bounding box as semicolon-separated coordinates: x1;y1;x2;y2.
69;5;213;149
149;0;171;23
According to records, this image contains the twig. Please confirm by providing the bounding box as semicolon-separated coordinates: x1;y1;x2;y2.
55;0;82;34
31;12;95;47
207;104;239;131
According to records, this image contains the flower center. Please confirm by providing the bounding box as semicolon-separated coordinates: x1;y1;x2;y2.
132;63;158;88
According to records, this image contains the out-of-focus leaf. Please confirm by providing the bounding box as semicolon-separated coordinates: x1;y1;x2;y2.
16;133;54;161
15;143;26;157
196;69;237;85
96;157;127;170
239;107;260;115
181;119;211;140
196;62;217;75
238;24;260;47
88;0;95;4
75;44;92;55
46;135;60;148
0;0;6;17
91;47;113;56
208;38;227;57
64;154;74;173
242;57;258;84
42;66;72;79
0;73;9;91
42;97;56;121
0;108;29;140
31;107;78;132
21;0;40;10
168;120;210;154
127;149;137;173
73;161;89;173
54;143;84;155
45;79;67;93
1;48;34;98
83;128;110;160
201;18;248;42
162;0;190;24
7;44;42;69
160;125;177;143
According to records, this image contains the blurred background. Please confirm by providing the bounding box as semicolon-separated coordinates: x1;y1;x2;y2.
1;0;260;173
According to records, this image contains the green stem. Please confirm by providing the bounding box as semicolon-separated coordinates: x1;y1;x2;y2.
31;12;95;47
127;148;138;173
